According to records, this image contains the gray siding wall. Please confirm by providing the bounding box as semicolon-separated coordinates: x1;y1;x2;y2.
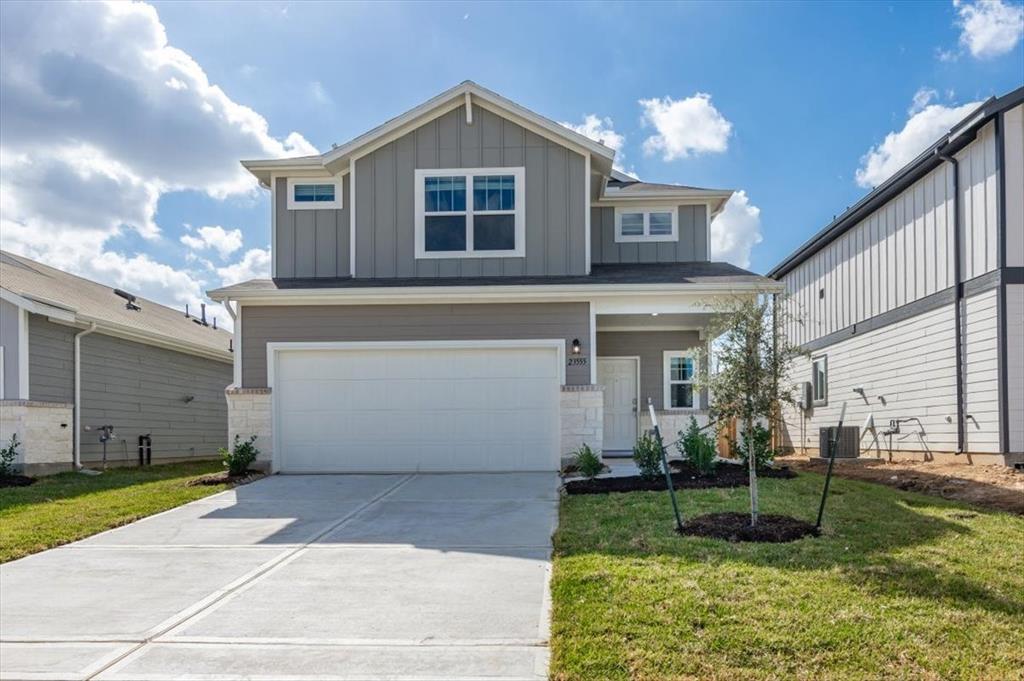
1;299;20;399
1007;284;1024;452
1005;104;1024;268
26;316;231;464
590;205;708;264
596;330;706;411
781;121;1001;346
352;104;587;279
28;314;74;402
241;302;590;387
274;174;351;278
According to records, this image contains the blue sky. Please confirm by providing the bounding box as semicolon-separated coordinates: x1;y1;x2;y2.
1;0;1022;326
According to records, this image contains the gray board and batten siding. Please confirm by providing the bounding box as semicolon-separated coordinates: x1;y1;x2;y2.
28;315;231;464
596;330;708;411
275;174;351;279
590;205;709;264
240;302;591;388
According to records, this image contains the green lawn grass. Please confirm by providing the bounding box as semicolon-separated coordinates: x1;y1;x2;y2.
551;471;1024;680
0;460;227;562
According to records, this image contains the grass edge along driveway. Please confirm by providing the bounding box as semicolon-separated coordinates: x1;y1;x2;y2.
0;461;227;563
550;472;1024;681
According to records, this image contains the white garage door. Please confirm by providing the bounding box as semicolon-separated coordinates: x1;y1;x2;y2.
273;343;562;473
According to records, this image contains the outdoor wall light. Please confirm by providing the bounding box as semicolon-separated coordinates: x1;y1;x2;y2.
571;338;582;355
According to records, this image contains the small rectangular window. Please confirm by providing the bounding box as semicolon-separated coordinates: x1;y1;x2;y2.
287;178;342;210
615;208;678;242
812;355;828;405
664;351;698;410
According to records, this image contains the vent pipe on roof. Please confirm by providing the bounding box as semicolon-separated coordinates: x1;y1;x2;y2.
185;304;190;319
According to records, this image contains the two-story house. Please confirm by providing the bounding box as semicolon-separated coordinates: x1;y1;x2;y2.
209;81;776;473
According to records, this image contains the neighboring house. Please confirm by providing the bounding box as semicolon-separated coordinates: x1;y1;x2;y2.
0;251;233;474
770;87;1024;466
208;81;777;474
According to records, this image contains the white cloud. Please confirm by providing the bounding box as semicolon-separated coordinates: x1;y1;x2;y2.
180;225;244;259
217;248;271;286
908;87;938;115
639;93;732;161
560;114;627;171
855;96;981;188
710;190;762;269
0;1;313;317
955;0;1024;59
309;80;331;104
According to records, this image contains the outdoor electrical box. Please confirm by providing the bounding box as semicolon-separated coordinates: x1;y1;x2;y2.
819;426;860;458
798;382;813;410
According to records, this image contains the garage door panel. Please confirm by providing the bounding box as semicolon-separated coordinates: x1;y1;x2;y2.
275;345;560;472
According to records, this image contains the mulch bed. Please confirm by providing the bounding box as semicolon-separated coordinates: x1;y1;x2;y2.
563;461;795;495
0;474;37;488
678;512;819;543
187;470;265;487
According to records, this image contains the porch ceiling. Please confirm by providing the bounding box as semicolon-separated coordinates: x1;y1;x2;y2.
596;313;715;331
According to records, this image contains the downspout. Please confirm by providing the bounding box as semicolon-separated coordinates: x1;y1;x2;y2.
73;323;97;469
937;147;965;454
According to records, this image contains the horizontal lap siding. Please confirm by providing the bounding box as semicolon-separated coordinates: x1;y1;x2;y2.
596;331;706;411
778;289;1001;455
590;205;708;264
28;314;75;403
353;105;586;279
1007;285;1024;451
77;332;231;464
240;302;591;387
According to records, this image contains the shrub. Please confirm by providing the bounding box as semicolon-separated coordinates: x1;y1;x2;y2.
678;417;717;475
220;434;259;477
573;443;603;479
733;424;779;469
0;433;20;476
633;431;663;480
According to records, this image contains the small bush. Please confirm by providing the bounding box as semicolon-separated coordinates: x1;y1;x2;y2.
732;424;779;469
220;434;259;477
0;433;20;476
573;443;603;479
678;417;717;475
633;431;664;480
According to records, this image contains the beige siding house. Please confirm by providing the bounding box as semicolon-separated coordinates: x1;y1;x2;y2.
210;81;778;474
0;252;233;474
771;87;1024;466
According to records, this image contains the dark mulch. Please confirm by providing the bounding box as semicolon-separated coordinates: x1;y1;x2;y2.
678;512;820;543
0;474;37;488
564;462;795;495
186;470;265;487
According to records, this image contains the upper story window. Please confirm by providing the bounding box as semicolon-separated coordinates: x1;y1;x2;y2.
664;351;699;410
811;355;828;406
287;177;343;210
615;207;678;243
414;167;526;259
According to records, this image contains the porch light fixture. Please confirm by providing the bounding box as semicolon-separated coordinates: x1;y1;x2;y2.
571;338;582;355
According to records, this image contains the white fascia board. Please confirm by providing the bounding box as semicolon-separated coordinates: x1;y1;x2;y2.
243;160;332;188
0;287;77;322
596;190;733;205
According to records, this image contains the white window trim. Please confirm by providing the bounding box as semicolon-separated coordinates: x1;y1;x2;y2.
663;350;699;410
414;167;526;259
811;354;828;406
286;177;343;210
615;207;678;243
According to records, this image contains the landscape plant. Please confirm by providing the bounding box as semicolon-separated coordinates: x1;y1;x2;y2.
732;423;779;469
572;443;603;479
632;431;663;480
0;433;20;477
678;417;717;475
695;294;803;526
220;434;259;477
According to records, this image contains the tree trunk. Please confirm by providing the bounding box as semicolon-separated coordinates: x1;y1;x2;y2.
746;418;759;527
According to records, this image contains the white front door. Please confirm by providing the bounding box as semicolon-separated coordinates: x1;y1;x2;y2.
597;357;638;451
273;343;561;473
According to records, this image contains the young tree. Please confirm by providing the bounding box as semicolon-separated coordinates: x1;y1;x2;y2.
696;293;803;526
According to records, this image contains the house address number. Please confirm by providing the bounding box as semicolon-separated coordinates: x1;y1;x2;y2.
567;357;588;366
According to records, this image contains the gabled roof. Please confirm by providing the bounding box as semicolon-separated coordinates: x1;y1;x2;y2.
1;251;232;362
242;81;618;185
768;85;1024;280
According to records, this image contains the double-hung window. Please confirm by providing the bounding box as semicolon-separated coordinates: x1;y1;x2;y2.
811;355;828;406
615;207;678;242
286;177;342;210
664;351;699;409
415;168;526;258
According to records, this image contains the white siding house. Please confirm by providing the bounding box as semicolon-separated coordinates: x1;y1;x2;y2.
771;88;1024;465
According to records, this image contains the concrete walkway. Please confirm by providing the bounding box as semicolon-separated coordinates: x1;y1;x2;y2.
0;473;559;680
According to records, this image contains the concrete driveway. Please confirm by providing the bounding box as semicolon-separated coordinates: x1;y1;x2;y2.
0;473;559;680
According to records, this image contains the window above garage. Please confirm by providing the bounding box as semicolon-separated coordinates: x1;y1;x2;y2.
287;178;343;210
414;168;526;259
